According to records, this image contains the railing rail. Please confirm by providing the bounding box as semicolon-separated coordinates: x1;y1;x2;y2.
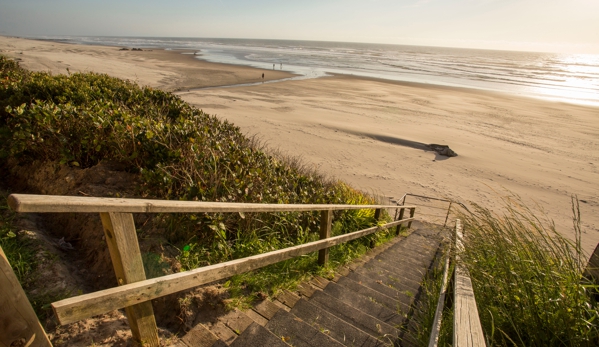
5;193;417;346
51;217;414;325
398;193;453;227
7;194;398;213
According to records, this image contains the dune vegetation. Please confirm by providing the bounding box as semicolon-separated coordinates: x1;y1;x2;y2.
459;198;599;346
0;55;395;311
412;197;599;347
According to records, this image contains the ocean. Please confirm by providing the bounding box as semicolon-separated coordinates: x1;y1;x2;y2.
44;36;599;107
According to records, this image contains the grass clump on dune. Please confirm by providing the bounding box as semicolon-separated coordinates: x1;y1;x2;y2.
0;56;393;305
459;197;599;346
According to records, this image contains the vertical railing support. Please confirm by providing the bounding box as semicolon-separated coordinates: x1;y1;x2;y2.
100;213;159;347
0;246;52;347
443;202;453;228
396;207;405;235
407;207;416;229
318;210;333;266
374;208;381;221
371;208;382;247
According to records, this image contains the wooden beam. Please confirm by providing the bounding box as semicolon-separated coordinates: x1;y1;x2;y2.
453;219;486;347
8;194;415;214
318;210;333;265
100;213;159;346
52;217;414;325
584;242;599;284
374;208;381;221
396;208;405;235
0;246;52;347
370;208;383;248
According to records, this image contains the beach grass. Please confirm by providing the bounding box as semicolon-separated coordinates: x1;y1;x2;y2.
456;196;599;346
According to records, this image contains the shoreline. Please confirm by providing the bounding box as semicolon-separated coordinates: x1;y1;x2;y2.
5;35;597;109
5;35;597;108
2;35;598;253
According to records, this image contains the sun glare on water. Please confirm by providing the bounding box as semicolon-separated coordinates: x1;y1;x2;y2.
531;53;599;106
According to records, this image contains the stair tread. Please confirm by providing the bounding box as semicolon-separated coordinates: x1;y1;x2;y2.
265;310;346;347
229;322;288;347
181;323;219;347
321;281;406;327
291;298;386;347
356;262;425;289
334;276;410;313
309;289;400;340
345;271;414;303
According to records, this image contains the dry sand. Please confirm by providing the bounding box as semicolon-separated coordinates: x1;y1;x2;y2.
2;36;598;254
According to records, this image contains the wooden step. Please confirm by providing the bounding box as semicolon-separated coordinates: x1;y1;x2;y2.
182;225;445;347
265;310;346;347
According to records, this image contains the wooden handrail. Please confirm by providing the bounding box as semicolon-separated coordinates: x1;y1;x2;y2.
51;217;413;325
5;193;417;346
7;194;412;213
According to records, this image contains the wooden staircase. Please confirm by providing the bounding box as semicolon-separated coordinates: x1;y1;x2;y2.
180;223;445;347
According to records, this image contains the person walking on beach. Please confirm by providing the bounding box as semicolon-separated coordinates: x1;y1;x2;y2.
280;63;282;70
273;64;275;70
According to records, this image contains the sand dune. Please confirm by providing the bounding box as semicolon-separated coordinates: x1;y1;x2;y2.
2;36;598;254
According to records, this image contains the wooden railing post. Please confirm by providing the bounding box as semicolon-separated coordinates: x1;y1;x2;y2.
0;246;52;347
371;208;382;247
374;208;381;221
100;213;159;346
583;243;599;298
407;207;416;229
396;207;405;235
318;210;333;265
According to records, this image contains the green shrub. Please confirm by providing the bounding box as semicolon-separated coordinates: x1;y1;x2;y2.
0;56;394;304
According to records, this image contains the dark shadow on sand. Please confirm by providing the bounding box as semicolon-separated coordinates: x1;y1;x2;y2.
335;129;456;159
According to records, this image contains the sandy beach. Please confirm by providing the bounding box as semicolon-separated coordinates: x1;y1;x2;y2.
2;36;598;254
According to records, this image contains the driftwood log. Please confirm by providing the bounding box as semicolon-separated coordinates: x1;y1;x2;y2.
428;144;458;157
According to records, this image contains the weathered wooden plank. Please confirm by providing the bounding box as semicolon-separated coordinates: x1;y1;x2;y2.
100;213;159;347
584;242;599;283
52;217;414;324
374;208;381;221
8;194;415;214
318;210;333;265
0;246;52;347
396;207;405;235
453;219;485;347
407;207;416;229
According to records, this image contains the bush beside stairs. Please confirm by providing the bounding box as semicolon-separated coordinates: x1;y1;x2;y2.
178;222;444;347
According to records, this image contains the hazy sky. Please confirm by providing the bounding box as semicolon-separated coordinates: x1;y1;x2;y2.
1;0;598;53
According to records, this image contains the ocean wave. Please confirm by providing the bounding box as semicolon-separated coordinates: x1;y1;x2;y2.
39;36;599;105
